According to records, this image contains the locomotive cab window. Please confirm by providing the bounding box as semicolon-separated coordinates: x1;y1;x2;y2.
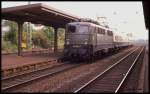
67;25;76;33
107;30;113;36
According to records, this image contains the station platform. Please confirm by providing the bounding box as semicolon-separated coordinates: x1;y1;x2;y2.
2;53;59;69
138;46;149;93
1;51;61;77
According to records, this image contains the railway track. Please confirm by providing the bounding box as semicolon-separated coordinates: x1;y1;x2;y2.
74;47;144;93
2;46;138;92
2;59;58;78
2;62;85;92
2;61;67;80
118;46;146;92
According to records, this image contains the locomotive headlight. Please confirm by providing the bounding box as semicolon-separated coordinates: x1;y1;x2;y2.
84;39;88;45
84;41;88;45
66;41;70;45
66;39;70;45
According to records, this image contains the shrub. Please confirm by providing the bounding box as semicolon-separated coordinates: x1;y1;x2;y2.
32;30;50;48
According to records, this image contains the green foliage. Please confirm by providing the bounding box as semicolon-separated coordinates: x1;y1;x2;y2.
43;26;54;44
2;41;17;53
32;30;50;48
2;20;66;51
2;21;29;52
3;30;17;45
57;28;65;49
3;21;18;45
32;26;65;49
23;22;34;33
23;23;29;33
22;31;27;43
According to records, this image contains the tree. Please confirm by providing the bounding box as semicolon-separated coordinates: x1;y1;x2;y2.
3;21;29;45
3;21;18;45
57;28;65;49
43;26;54;43
32;30;50;48
2;20;18;52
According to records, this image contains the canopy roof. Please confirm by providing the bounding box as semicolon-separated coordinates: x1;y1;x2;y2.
2;3;80;28
142;1;149;29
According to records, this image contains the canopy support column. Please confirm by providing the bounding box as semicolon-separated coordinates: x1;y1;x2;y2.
17;21;23;56
54;27;58;53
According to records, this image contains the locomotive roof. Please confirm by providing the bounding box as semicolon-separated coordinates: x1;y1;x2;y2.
67;22;111;31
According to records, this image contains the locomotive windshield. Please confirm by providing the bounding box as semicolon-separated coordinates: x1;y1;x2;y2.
67;25;89;34
65;24;89;45
67;25;76;33
78;25;88;34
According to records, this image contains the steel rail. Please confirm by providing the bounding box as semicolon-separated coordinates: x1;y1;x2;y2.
115;47;144;93
2;60;61;80
2;63;84;92
74;47;140;93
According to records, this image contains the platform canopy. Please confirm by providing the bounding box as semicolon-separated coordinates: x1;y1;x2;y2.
2;3;80;28
2;3;81;56
142;1;149;30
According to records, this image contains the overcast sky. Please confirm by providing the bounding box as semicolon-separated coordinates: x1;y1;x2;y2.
2;1;148;40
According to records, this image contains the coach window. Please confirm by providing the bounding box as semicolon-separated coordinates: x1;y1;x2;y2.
107;30;113;36
97;27;99;33
107;30;110;35
97;28;98;34
101;29;105;34
98;28;101;34
99;28;101;34
111;31;113;36
95;27;98;33
94;27;96;33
